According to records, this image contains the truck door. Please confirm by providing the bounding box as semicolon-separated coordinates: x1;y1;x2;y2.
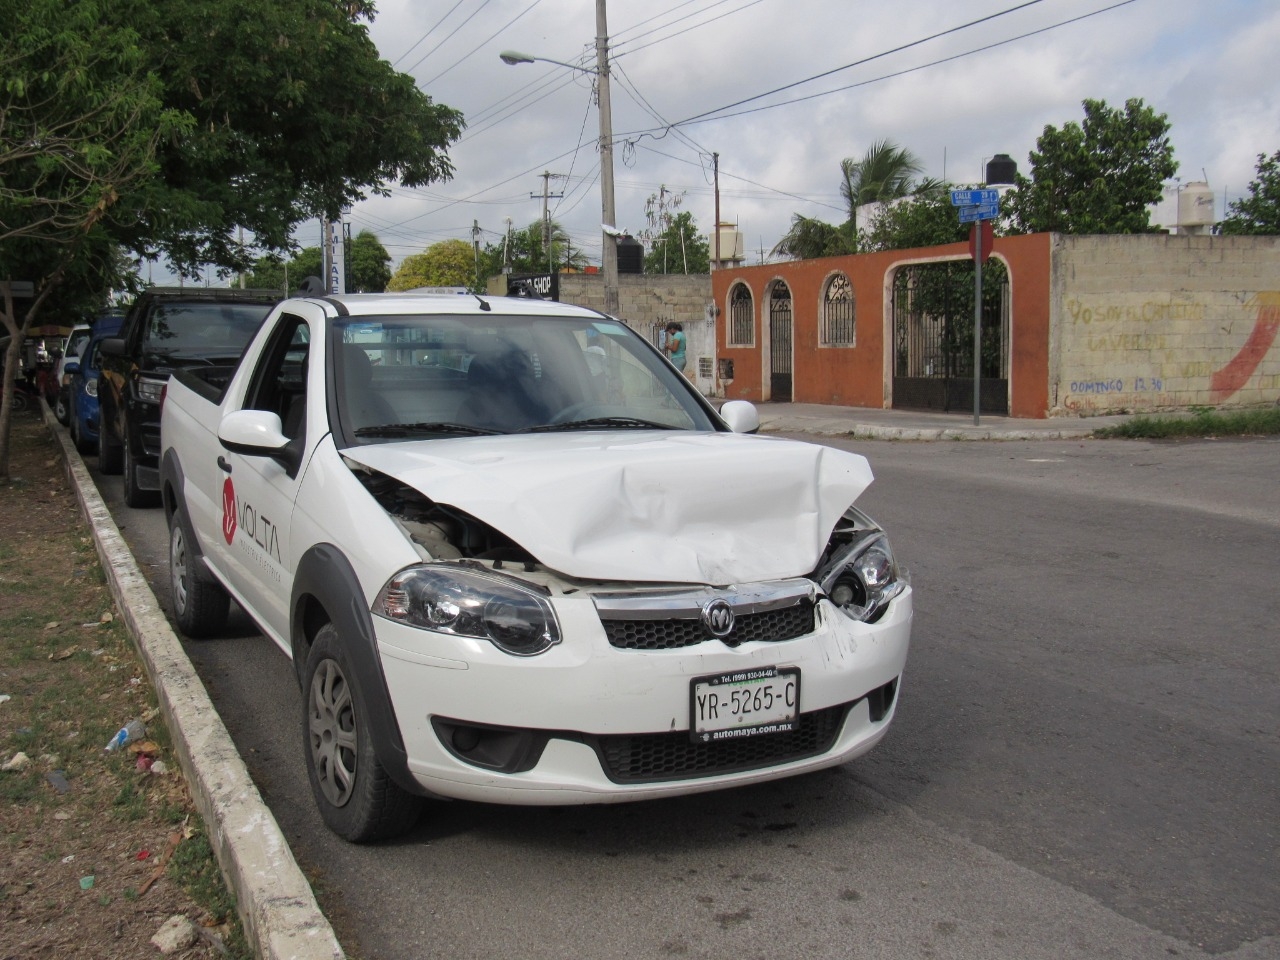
216;313;315;648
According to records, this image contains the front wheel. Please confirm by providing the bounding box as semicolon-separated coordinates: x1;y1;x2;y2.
169;519;229;638
54;388;70;425
123;429;159;507
302;624;422;842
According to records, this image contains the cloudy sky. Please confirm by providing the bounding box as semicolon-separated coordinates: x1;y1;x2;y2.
322;0;1279;273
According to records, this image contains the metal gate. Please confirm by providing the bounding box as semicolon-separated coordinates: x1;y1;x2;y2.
769;282;793;402
891;262;1009;414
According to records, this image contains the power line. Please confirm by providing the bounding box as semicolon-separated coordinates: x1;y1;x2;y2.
418;0;548;88
402;0;496;76
390;0;469;69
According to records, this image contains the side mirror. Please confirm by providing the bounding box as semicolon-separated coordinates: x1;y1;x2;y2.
719;400;760;434
218;410;302;476
99;337;127;357
64;361;80;377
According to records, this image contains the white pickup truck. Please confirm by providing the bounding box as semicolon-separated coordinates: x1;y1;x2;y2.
160;291;912;842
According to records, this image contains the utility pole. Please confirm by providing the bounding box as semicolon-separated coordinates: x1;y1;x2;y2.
595;0;618;316
713;152;721;271
533;172;564;274
503;217;513;275
472;219;481;289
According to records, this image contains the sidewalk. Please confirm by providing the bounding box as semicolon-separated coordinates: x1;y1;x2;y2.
754;402;1138;440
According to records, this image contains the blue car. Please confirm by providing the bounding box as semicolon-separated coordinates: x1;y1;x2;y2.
69;314;125;455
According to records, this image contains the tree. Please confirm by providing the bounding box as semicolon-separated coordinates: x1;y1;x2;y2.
475;219;587;290
0;0;184;479
244;247;323;293
1219;150;1280;235
111;0;464;276
1004;98;1177;235
644;211;711;274
389;239;475;291
862;191;970;253
348;231;392;293
773;141;933;259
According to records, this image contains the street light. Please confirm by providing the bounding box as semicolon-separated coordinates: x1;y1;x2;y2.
498;0;619;316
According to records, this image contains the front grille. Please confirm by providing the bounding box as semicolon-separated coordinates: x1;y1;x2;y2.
593;702;850;783
602;601;815;650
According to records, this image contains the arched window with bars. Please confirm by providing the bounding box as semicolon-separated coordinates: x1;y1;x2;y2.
821;272;856;347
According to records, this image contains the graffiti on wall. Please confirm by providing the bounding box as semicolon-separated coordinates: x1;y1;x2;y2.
1061;292;1280;410
1209;292;1280;403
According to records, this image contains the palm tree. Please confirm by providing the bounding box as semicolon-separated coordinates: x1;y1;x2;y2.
840;140;929;249
772;141;933;260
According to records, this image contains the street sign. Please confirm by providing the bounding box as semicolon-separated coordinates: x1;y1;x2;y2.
950;188;999;207
0;280;35;298
958;201;999;223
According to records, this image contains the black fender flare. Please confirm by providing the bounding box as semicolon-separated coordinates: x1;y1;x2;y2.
159;449;216;583
291;544;422;798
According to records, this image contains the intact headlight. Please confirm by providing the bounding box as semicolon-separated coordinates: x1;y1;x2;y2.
373;564;561;657
818;533;906;623
134;375;165;404
86;377;98;398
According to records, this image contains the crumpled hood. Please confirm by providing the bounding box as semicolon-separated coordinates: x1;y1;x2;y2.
343;431;873;584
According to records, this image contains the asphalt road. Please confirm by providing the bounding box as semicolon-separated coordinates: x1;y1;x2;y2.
89;433;1280;960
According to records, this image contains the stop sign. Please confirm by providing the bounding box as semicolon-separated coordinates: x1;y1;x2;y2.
969;220;994;264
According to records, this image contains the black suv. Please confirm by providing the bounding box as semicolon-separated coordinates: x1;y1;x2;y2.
98;287;281;506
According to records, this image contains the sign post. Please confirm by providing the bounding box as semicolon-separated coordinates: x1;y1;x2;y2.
949;190;1000;426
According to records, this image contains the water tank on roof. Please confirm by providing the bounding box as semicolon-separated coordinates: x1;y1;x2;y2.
713;222;744;265
985;154;1018;185
617;235;643;274
1179;181;1215;227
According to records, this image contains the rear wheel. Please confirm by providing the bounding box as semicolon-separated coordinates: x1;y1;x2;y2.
169;518;229;638
122;429;159;507
302;624;422;842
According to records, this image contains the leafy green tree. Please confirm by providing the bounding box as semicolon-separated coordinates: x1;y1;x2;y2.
773;141;934;259
476;219;588;290
1004;98;1177;235
113;0;463;276
0;0;184;478
244;247;323;293
644;211;711;274
862;191;970;252
1219;150;1280;235
389;239;475;291
349;231;392;293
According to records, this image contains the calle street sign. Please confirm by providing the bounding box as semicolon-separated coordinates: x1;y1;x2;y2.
951;188;999;207
958;200;999;223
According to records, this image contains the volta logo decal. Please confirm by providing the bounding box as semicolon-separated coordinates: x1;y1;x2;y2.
1209;292;1280;403
222;477;237;544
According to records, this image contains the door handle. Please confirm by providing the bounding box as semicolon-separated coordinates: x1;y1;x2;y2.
217;456;232;474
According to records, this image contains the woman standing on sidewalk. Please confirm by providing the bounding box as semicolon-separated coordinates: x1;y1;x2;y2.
664;322;687;375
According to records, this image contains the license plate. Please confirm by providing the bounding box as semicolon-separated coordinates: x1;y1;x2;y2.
689;667;800;743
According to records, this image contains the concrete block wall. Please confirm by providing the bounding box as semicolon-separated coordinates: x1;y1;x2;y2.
560;273;716;393
1049;235;1280;415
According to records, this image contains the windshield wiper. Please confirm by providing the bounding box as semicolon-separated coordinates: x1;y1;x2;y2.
353;421;504;438
525;417;678;433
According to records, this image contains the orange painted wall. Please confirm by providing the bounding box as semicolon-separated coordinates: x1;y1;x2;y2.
711;232;1053;417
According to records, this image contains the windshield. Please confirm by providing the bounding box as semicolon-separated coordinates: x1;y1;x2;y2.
330;313;717;443
66;329;91;360
143;302;274;359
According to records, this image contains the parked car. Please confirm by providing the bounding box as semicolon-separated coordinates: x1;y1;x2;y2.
160;292;913;842
53;323;93;425
98;287;281;507
67;314;126;455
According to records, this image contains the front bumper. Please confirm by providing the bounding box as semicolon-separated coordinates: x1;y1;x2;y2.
376;587;912;804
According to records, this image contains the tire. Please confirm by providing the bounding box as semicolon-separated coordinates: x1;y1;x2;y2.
302;624;422;842
123;428;160;507
71;412;96;456
169;519;230;638
98;411;123;474
54;388;70;426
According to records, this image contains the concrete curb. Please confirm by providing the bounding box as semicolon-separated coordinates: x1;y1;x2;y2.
43;405;343;960
756;417;1099;441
